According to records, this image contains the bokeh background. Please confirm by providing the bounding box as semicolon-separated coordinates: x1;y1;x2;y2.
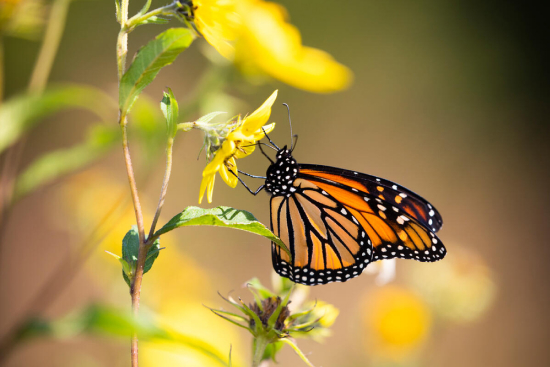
1;0;549;366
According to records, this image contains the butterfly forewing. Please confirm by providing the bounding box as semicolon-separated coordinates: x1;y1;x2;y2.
299;164;443;233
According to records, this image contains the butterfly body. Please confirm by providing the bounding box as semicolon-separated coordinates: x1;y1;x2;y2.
263;147;446;286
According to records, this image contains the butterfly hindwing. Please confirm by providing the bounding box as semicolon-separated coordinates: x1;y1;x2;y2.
270;178;374;285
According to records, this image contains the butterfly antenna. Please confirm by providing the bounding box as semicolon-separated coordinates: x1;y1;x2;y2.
291;134;298;152
283;103;294;151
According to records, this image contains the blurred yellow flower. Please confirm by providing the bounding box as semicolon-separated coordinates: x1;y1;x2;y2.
0;0;46;39
198;90;277;204
180;0;352;93
408;245;496;323
363;286;432;362
58;170;246;366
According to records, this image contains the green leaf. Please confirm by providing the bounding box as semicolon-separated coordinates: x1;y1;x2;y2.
196;111;226;125
119;28;194;115
137;0;152;16
115;0;121;22
263;341;284;363
0;85;116;153
161;88;179;137
15;305;229;367
140;16;169;25
280;339;316;367
121;226;161;286
154;206;290;257
13;124;118;199
246;278;277;299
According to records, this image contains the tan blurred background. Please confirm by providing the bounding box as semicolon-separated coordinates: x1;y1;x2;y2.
1;0;549;366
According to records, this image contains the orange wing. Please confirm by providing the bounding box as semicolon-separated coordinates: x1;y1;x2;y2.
271;178;373;285
299;164;443;233
298;166;446;263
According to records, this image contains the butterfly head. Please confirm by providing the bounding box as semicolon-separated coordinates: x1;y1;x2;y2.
265;146;299;196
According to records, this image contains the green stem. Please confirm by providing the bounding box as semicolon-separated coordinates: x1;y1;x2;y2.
147;136;174;239
116;1;150;366
28;0;72;93
252;335;270;367
120;113;147;367
0;37;4;102
126;3;178;30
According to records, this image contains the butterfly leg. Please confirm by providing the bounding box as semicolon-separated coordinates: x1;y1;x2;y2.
258;143;274;164
238;170;266;179
231;171;265;195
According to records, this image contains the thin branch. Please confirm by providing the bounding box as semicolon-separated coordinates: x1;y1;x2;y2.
147;137;174;239
28;0;72;93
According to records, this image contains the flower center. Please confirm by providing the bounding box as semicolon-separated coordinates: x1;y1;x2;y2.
176;0;198;21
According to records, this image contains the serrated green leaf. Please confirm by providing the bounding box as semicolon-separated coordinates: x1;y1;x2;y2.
119;28;194;115
0;85;116;153
154;206;290;257
161;88;179;137
14;124;118;199
121;226;161;286
15;305;229;366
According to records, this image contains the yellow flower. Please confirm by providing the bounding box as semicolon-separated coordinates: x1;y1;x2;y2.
235;1;352;93
188;0;239;58
363;286;432;362
198;90;277;204
408;245;496;323
184;0;352;93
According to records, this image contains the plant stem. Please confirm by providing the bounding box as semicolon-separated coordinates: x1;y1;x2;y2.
148;137;174;239
252;335;270;367
117;0;129;82
0;37;4;103
119;114;147;367
126;3;178;30
28;0;72;93
116;0;150;365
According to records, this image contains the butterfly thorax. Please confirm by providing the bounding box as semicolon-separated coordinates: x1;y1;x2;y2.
265;148;299;197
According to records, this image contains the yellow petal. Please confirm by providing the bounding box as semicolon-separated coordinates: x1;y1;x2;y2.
240;90;277;135
198;173;215;204
207;174;216;203
236;2;352;93
202;152;225;176
262;46;353;93
233;140;255;159
221;159;239;188
194;0;239;59
251;122;275;141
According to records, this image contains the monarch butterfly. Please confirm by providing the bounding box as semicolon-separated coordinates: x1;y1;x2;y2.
236;107;446;286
